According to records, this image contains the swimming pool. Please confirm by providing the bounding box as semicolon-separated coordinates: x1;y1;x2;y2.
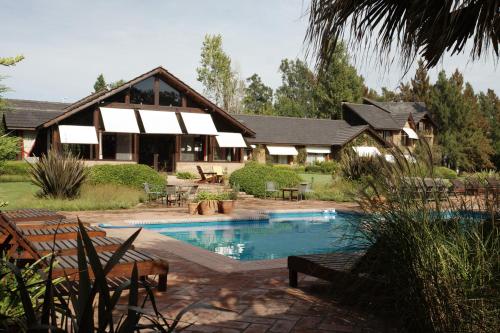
141;211;368;261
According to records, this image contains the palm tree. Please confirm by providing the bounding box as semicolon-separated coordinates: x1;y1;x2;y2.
306;0;499;69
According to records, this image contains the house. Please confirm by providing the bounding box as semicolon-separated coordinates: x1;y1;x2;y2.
2;66;393;172
234;114;389;164
342;98;437;149
2;67;254;174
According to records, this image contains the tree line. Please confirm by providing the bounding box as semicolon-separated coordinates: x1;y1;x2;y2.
195;34;499;171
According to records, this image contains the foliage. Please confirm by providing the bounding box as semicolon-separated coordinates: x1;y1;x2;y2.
196;34;244;113
271;164;305;173
0;55;24;67
433;166;457;179
0;222;226;332
0;160;30;175
243;74;273;115
194;191;220;202
0;136;20;163
478;89;500;169
353;147;500;333
308;177;359;202
306;0;498;70
0;182;144;211
175;171;197;180
108;79;126;89
340;150;381;181
29;150;87;199
304;160;340;175
229;162;301;198
429;70;493;171
88;163;166;190
296;148;307;165
93;73;107;92
0;256;62;328
274;59;317;118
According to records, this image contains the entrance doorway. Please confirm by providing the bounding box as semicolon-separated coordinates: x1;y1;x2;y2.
139;134;175;172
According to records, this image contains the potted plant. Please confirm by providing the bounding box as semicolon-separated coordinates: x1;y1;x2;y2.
218;187;238;214
196;192;219;215
187;200;199;215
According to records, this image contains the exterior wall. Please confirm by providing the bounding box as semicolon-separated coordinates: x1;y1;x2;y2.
176;161;245;175
83;160;137;166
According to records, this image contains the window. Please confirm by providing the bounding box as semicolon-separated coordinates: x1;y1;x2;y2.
306;153;326;164
62;144;91;159
214;144;238;162
101;133;133;160
271;155;289;164
180;136;205;161
159;79;181;106
401;132;409;146
383;131;391;140
130;77;155;105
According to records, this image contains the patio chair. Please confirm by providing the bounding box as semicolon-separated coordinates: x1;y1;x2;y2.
180;185;199;204
196;165;216;183
450;179;466;196
165;185;180;206
298;183;314;201
143;182;163;202
212;166;224;183
264;181;279;199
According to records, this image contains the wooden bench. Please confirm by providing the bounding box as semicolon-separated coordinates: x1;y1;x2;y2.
32;236;126;256
288;253;364;287
19;225;106;242
14;217;89;229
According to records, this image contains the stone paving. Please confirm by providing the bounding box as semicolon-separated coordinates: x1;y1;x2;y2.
65;199;396;332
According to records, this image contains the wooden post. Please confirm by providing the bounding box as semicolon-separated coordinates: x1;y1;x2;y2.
174;135;180;172
51;126;61;154
154;76;160;105
93;108;100;160
153;154;159;171
134;134;139;162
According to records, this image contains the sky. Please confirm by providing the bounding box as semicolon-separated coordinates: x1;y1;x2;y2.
1;0;498;103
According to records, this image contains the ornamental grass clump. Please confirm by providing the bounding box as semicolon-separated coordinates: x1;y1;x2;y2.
29;149;87;199
352;144;500;332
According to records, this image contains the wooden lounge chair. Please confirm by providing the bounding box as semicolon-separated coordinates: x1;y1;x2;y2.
0;214;168;291
13;217;89;229
1;209;65;222
196;165;216;183
212;165;224;183
288;252;364;287
450;179;466;196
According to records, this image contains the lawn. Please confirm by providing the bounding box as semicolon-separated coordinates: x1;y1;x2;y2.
299;173;359;202
0;182;145;211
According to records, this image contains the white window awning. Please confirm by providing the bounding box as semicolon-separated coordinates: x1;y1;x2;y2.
138;110;182;134
100;107;140;133
403;127;419;139
215;132;247;148
385;154;395;163
267;145;298;156
352;146;381;157
59;125;98;144
306;146;331;154
180;112;218;135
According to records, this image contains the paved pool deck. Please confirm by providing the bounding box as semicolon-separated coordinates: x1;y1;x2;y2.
64;199;396;332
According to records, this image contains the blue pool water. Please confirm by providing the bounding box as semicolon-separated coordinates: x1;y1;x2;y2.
141;211;368;261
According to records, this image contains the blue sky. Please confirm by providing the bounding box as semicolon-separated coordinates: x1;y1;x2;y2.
1;0;498;102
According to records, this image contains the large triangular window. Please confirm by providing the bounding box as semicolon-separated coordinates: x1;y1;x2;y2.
130;77;155;105
159;78;181;106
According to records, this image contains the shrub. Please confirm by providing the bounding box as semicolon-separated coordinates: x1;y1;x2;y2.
29;150;87;199
0;161;31;182
229;162;301;198
305;160;340;174
352;148;500;333
176;171;197;179
272;164;306;173
433;166;457;179
0;136;20;170
340;151;381;180
88;163;166;189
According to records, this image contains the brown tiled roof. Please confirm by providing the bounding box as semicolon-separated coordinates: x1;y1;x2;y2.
234;114;376;146
342;103;401;130
364;99;430;124
2;99;70;130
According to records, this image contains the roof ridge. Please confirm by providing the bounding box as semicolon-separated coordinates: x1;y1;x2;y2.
236;114;345;122
4;98;71;105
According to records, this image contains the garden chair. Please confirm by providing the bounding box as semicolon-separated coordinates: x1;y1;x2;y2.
196;165;216;183
143;182;162;202
265;181;279;199
212;166;224;183
450;179;466;196
298;183;314;201
165;185;180;206
181;185;199;203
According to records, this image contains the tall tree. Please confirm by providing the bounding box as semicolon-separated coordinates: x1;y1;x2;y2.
196;34;236;111
108;79;126;89
306;1;498;69
274;59;317;118
242;74;273;115
478;89;500;169
314;42;364;119
399;60;432;103
429;70;493;170
93;74;107;93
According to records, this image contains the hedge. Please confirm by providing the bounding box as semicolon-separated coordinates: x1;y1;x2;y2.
0;160;30;175
229;162;301;198
87;164;166;190
304;161;340;174
433;166;458;179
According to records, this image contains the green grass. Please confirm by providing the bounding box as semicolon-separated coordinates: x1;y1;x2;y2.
299;173;358;202
0;182;145;211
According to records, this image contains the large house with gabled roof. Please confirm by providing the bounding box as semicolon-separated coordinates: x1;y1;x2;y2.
342;98;436;149
2;66;397;172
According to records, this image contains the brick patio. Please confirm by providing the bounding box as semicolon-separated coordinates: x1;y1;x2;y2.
66;199;397;332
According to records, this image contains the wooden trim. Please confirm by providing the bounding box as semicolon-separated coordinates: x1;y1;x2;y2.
93;108;100;159
154;76;160;105
102;102;205;113
181;94;187;107
133;134;139;162
51;126;61;153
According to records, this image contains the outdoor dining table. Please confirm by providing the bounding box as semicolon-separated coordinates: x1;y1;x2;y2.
281;187;299;201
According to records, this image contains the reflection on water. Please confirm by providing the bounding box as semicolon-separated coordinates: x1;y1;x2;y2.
155;213;366;261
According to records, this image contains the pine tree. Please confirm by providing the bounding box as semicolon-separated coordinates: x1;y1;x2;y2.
242;74;273;115
93;74;107;93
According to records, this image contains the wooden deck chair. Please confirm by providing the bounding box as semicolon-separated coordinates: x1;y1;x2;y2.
212;165;224;183
13;217;90;229
196;165;216;183
0;214;168;291
1;209;65;222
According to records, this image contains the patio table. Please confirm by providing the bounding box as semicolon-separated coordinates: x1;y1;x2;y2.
281;187;298;201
